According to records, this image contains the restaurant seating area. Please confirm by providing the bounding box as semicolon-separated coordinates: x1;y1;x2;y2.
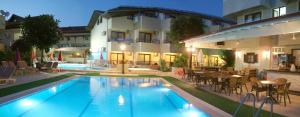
182;67;294;108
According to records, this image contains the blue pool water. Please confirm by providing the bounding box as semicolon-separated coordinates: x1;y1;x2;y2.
58;63;104;70
0;77;210;117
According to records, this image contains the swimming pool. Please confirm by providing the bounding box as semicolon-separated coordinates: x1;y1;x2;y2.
58;63;104;71
0;77;210;117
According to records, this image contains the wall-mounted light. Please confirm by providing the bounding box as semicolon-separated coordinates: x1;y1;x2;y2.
186;46;195;52
235;40;240;45
154;52;159;57
292;33;296;40
262;50;270;59
235;51;242;58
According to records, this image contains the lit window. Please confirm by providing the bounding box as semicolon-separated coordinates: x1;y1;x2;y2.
273;7;286;17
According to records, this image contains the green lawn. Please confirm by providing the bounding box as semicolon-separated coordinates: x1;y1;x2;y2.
0;73;74;97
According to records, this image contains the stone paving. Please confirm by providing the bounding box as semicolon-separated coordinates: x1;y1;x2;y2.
0;71;65;89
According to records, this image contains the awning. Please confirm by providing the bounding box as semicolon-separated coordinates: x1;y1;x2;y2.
185;12;300;46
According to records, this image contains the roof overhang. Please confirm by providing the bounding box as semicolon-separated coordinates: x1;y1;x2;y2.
185;12;300;46
87;10;105;30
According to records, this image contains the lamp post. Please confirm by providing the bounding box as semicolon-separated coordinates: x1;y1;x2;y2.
120;44;126;74
186;46;195;69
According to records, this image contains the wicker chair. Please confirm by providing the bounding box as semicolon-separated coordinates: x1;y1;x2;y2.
237;75;249;93
275;82;291;106
226;77;239;96
250;77;267;100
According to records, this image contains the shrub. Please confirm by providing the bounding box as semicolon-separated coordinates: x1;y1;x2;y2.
0;49;14;62
173;54;188;68
159;60;169;72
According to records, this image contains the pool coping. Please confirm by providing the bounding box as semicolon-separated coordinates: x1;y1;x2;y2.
0;75;79;104
160;78;232;117
0;75;231;117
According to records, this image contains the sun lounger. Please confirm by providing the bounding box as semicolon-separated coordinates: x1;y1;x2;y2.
0;66;16;85
51;62;61;72
17;61;38;74
40;62;53;71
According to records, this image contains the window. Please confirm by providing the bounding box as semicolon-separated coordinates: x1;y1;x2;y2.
273;7;286;17
244;12;261;23
139;32;152;43
127;15;134;20
110;53;123;64
97;17;102;25
138;54;151;65
111;31;125;41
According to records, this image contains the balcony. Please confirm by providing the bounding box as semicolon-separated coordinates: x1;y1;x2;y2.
134;39;160;52
161;43;178;53
108;38;134;43
223;0;270;16
57;43;90;48
107;41;133;52
134;16;161;30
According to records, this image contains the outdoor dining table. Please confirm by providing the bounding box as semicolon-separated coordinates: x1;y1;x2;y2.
260;80;284;103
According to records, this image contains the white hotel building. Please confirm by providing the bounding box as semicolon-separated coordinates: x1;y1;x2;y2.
88;6;234;67
185;0;300;91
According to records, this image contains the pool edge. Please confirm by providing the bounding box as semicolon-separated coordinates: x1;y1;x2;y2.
0;75;79;104
160;78;232;117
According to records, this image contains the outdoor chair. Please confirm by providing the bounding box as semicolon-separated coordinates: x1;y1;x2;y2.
186;69;195;82
40;62;53;71
250;77;267;100
273;78;287;84
275;82;291;107
51;62;61;72
0;66;16;85
237;75;249;93
226;77;239;96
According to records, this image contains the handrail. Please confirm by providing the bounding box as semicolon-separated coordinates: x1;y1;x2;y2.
233;92;256;117
254;96;273;117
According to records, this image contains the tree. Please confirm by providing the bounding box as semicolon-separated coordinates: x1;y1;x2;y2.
21;14;62;62
11;39;32;53
169;16;206;52
11;39;32;64
219;50;235;68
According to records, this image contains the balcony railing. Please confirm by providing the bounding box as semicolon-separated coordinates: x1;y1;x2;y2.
137;39;160;44
108;38;134;43
57;43;90;48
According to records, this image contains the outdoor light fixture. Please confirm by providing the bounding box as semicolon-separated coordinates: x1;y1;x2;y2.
186;46;195;69
186;46;195;52
236;41;240;45
120;44;126;50
120;44;126;74
292;33;296;40
263;50;270;59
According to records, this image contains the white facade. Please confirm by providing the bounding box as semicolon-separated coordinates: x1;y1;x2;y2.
89;7;233;67
224;0;300;24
